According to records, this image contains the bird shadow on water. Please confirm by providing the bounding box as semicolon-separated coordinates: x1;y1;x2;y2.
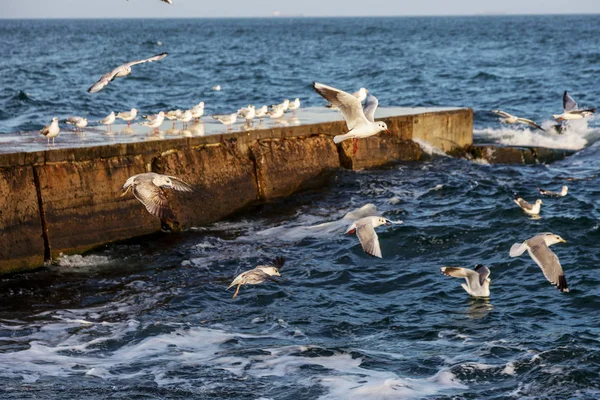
465;298;494;320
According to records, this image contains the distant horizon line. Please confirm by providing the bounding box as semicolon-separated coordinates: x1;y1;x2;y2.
1;12;599;20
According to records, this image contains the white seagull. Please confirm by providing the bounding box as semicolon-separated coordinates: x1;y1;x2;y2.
178;109;193;128
552;91;596;121
227;257;285;299
346;216;397;258
326;87;368;108
88;52;168;93
313;82;389;154
514;193;542;215
99;111;116;131
40;117;60;146
212;85;221;91
238;105;256;124
509;232;569;292
491;110;545;131
190;106;204;122
538;185;568;197
66;116;88;131
121;172;194;221
116;108;138;126
213;113;237;130
288;98;300;115
140;111;165;131
165;110;182;128
441;264;491;298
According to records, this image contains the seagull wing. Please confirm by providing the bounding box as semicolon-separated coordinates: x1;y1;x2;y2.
491;110;512;118
441;267;481;290
354;219;382;258
125;52;168;68
88;69;120;93
476;265;491;286
363;95;379;123
313;82;369;130
526;237;569;292
514;195;533;210
563;91;578;112
516;118;545;131
132;181;176;220
167;176;195;192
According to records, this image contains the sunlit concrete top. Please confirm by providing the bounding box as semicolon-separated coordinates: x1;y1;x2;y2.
0;107;464;154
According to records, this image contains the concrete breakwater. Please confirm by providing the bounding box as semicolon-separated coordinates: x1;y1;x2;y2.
0;107;573;274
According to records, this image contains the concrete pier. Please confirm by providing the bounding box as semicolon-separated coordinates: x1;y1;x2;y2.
0;106;572;273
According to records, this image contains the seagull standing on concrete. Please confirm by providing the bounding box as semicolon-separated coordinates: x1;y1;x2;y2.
87;53;168;93
346;216;397;258
514;193;542;216
178;109;193;128
99;112;116;131
117;108;138;127
66;116;88;131
165;110;182;128
509;232;569;292
288;98;300;116
121;172;194;221
40;117;60;146
140;111;165;132
552;91;596;121
227;257;285;299
491;110;545;131
213;113;237;130
313;82;390;154
238;105;256;124
441;265;491;297
255;105;268;121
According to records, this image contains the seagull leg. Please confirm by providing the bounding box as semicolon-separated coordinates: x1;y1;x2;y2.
352;138;358;154
232;284;241;299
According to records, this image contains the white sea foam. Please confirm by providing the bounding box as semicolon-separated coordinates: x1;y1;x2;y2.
414;139;450;157
55;253;114;269
475;120;595;150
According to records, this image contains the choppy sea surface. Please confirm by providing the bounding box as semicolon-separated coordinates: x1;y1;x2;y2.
1;15;600;399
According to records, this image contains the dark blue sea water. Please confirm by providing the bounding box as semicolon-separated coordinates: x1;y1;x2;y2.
1;16;600;399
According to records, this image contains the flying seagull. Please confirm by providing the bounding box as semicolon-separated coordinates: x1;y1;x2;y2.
313;82;389;154
538;185;568;197
552;91;596;121
491;110;545;131
514;193;542;215
441;264;491;297
227;257;285;299
509;232;569;292
346;216;398;258
88;52;168;93
326;87;368;109
121;172;194;221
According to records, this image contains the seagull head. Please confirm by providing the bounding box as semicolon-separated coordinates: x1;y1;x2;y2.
259;266;281;276
52;117;59;123
377;121;390;134
536;199;543;206
542;233;566;246
561;186;569;195
154;175;174;188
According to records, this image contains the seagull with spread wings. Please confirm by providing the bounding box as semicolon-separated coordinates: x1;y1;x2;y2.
491;110;545;131
313;82;389;154
441;264;491;297
509;233;569;292
88;53;168;93
227;257;285;299
345;216;399;258
121;172;194;221
552;91;596;121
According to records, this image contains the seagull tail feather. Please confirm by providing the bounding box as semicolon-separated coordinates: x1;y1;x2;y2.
333;133;352;144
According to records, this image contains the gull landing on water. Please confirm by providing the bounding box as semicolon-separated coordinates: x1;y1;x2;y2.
121;172;194;222
514;193;542;215
491;110;545;132
313;82;389;154
227;257;285;299
346;216;399;258
539;185;568;197
552;91;596;121
441;265;491;298
510;233;569;292
87;53;168;93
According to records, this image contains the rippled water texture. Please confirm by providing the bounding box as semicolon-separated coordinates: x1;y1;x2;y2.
1;15;600;399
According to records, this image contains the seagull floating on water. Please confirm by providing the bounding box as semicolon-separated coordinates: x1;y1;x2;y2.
552;91;596;121
227;257;285;299
99;112;116;131
491;110;545;131
65;116;88;131
441;264;491;298
88;53;167;94
509;232;569;292
121;172;194;221
346;216;398;258
212;85;221;91
514;193;542;215
40;117;60;146
538;185;568;197
313;82;389;154
116;108;138;126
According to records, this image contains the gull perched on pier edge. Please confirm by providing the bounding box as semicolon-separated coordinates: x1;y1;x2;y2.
40;117;60;146
509;232;569;292
441;264;491;297
313;82;389;154
88;53;168;94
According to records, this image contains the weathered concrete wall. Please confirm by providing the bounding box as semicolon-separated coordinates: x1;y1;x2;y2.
0;109;477;273
452;145;576;165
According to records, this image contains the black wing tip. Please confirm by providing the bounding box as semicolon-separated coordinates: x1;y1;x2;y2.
474;264;486;271
272;256;286;268
513;193;520;200
557;275;569;292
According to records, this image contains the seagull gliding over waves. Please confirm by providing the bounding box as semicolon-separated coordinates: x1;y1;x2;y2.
88;53;168;93
552;91;596;121
227;257;285;299
346;216;398;258
491;110;545;131
313;82;389;154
